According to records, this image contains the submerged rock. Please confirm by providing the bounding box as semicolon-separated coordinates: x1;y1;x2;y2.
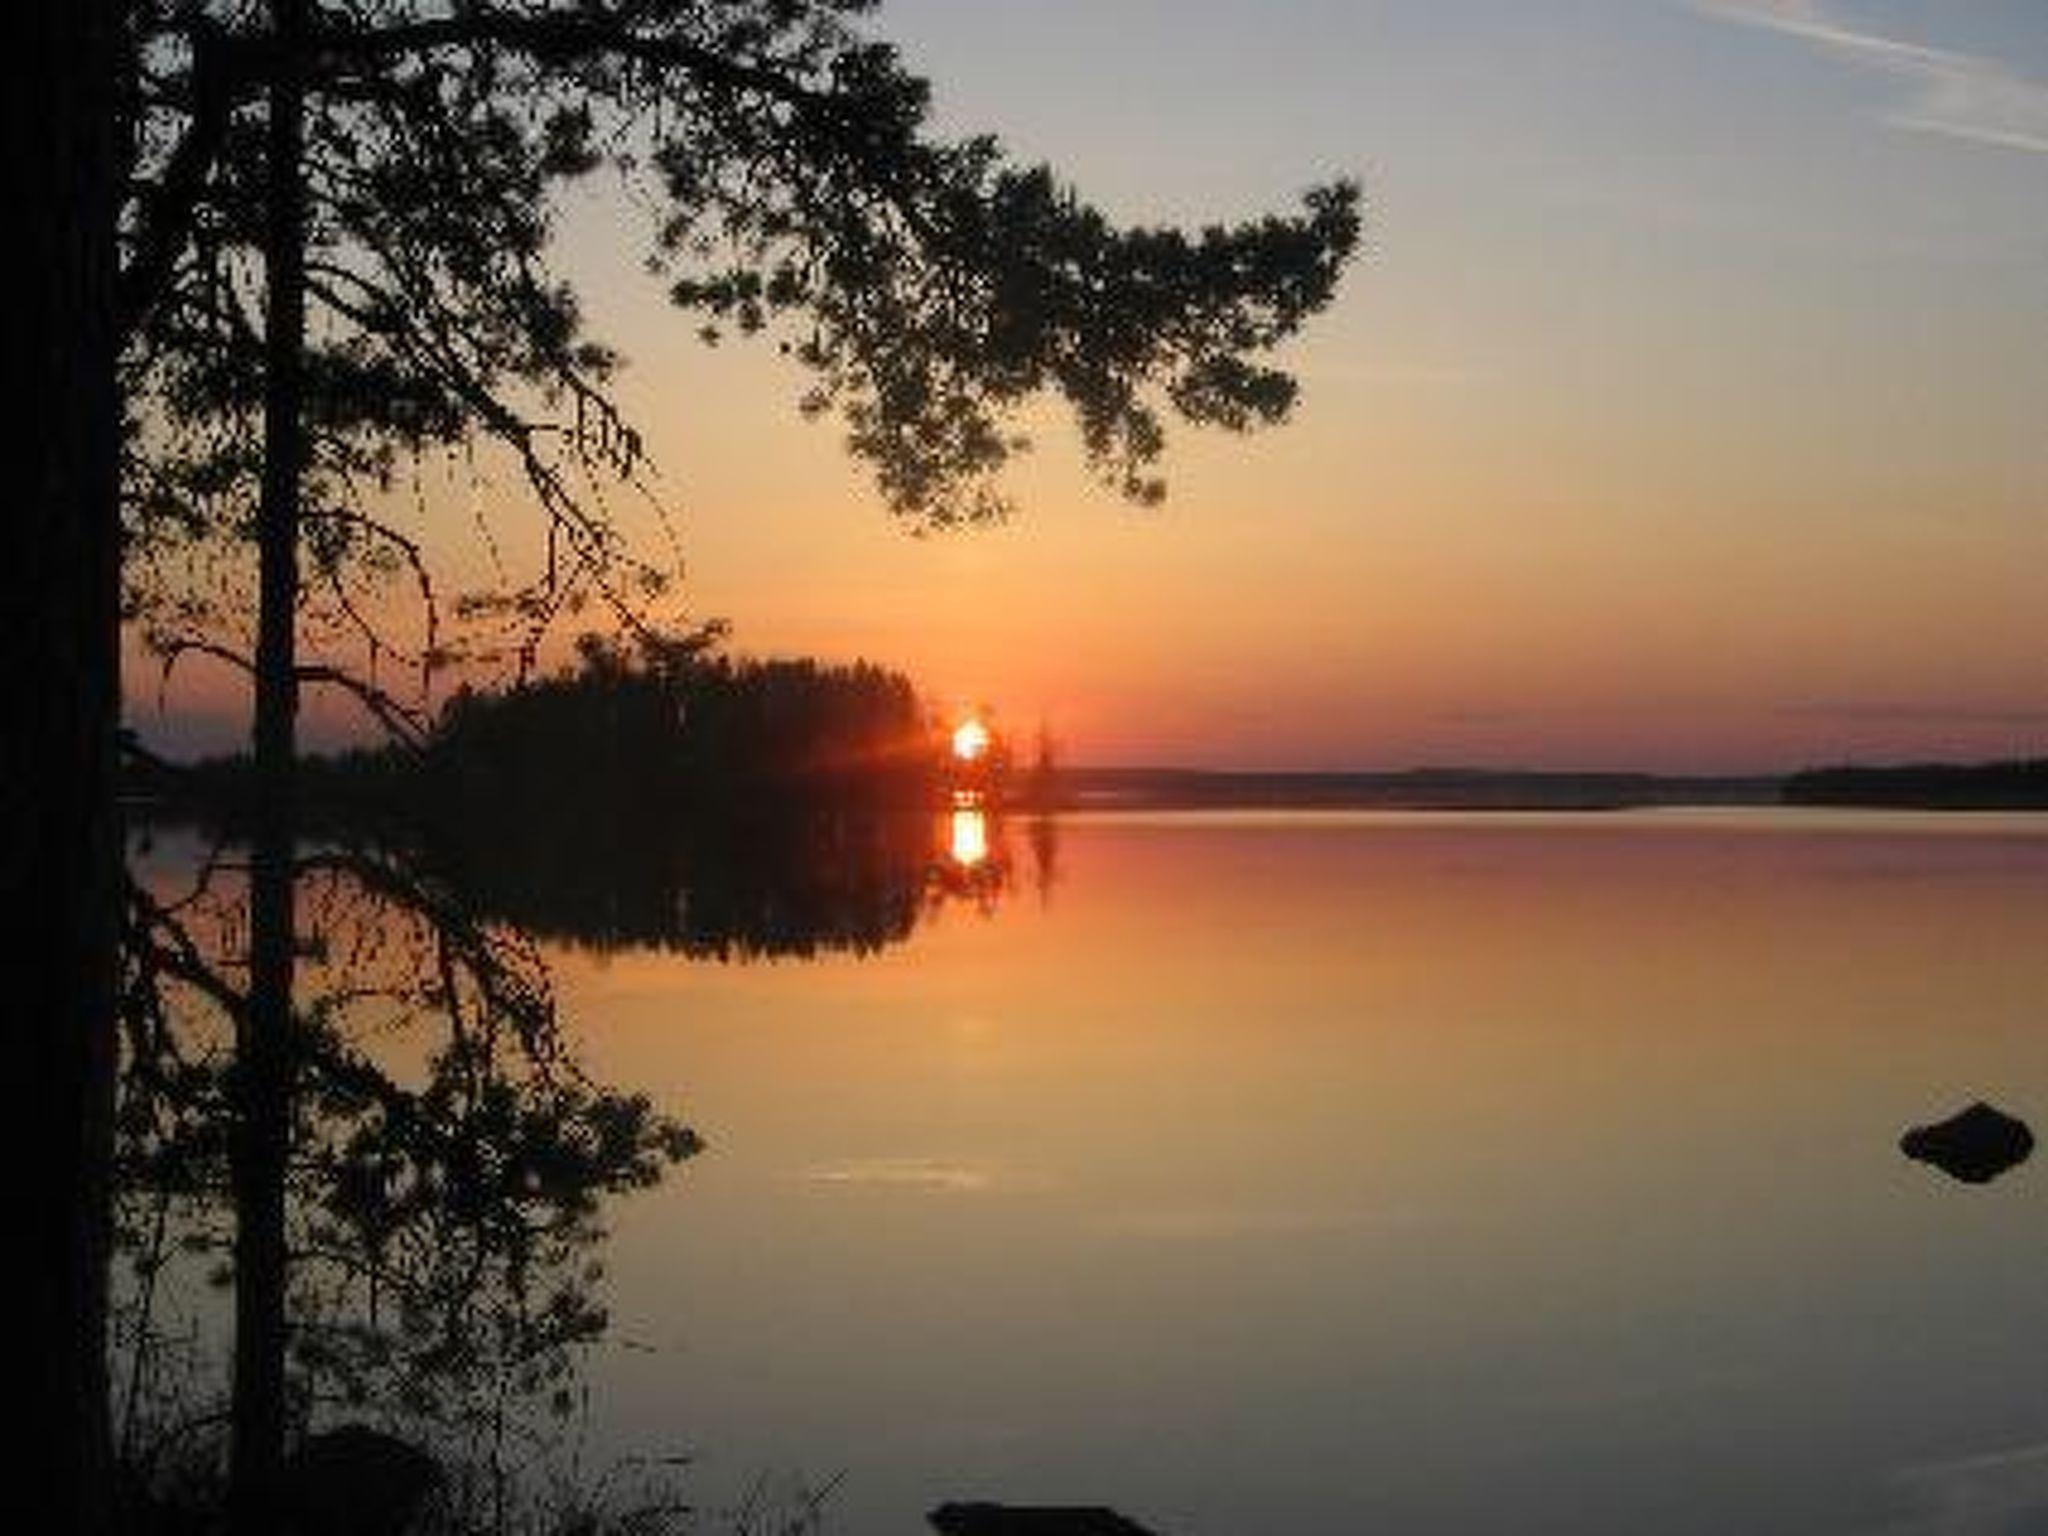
930;1504;1162;1536
1901;1101;2034;1185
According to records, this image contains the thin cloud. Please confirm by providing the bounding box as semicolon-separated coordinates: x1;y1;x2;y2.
800;1157;1005;1192
1774;700;2046;726
1695;0;2048;155
1103;1205;1422;1240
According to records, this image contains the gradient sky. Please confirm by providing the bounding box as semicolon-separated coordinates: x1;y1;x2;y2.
139;0;2048;770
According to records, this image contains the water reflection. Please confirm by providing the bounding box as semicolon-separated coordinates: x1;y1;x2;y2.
122;808;2048;1533
557;810;2048;1536
428;800;1045;957
113;795;1053;1519
951;806;990;869
117;832;700;1525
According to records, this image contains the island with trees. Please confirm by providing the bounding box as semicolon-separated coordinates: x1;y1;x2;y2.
1781;757;2048;810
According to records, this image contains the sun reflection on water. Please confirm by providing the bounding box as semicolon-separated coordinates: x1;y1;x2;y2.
950;806;990;868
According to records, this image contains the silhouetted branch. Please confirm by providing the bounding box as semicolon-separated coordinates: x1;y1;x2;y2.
119;19;246;338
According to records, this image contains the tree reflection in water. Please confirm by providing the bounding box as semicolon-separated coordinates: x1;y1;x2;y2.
429;798;1043;958
117;833;699;1521
112;802;1047;1522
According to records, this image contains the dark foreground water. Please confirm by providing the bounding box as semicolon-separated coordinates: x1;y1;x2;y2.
526;809;2048;1535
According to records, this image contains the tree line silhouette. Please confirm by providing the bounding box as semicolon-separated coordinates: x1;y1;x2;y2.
429;636;947;819
1782;758;2048;810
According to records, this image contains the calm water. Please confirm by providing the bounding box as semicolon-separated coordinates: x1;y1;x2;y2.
532;808;2048;1535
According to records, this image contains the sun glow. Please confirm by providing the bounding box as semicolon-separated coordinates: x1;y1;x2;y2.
952;718;992;763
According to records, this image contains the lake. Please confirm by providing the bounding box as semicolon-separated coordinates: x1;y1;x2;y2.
524;808;2048;1535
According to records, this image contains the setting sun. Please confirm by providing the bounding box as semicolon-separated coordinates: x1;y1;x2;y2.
951;718;991;763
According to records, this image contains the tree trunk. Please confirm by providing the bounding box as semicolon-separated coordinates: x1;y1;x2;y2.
4;0;121;1531
232;0;309;1524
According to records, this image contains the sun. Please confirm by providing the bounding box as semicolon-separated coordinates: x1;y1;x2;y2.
951;718;992;763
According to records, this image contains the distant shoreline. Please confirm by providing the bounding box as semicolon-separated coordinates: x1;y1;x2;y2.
121;751;2048;820
1050;760;2048;813
1050;767;1781;813
1781;758;2048;812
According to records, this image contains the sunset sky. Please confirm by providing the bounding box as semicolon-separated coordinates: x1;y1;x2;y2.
139;0;2048;771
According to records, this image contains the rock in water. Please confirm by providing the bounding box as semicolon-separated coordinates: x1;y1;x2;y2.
930;1505;1162;1535
278;1426;439;1536
1901;1101;2034;1184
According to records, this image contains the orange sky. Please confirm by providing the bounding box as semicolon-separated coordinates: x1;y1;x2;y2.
131;1;2048;771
